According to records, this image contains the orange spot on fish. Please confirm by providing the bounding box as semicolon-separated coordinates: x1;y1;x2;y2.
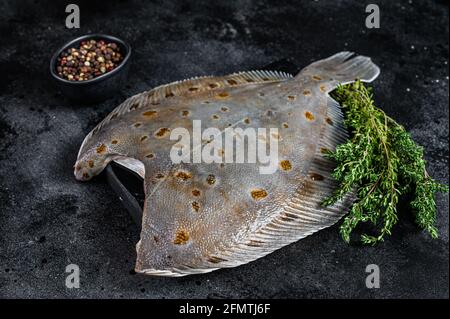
155;127;171;138
251;189;268;201
305;111;315;121
217;92;229;99
173;230;190;245
96;144;106;154
191;202;200;212
143;110;157;117
206;174;216;185
280;160;292;171
175;170;192;180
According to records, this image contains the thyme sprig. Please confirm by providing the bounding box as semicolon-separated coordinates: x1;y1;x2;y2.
322;81;448;245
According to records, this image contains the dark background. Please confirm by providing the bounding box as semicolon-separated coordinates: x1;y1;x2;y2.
0;0;448;298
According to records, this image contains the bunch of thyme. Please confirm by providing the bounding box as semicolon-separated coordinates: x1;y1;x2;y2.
322;80;448;245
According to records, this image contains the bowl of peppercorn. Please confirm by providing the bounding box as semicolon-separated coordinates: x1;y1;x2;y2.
50;34;131;103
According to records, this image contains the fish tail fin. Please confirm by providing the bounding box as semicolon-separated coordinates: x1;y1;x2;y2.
297;52;380;91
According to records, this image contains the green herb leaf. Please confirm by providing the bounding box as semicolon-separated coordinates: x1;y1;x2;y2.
322;80;448;244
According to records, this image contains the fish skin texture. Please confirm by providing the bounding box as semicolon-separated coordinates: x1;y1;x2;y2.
75;52;380;276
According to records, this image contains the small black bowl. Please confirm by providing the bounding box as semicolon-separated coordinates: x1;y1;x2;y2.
50;34;131;103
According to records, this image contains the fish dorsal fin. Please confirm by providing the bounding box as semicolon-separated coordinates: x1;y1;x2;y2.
111;70;292;119
141;70;293;107
83;70;293;143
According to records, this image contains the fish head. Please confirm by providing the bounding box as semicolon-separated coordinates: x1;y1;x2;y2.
74;142;111;181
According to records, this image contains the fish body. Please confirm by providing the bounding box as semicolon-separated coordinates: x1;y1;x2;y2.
75;52;380;276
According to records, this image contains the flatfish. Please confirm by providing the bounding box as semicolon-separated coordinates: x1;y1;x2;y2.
74;52;380;276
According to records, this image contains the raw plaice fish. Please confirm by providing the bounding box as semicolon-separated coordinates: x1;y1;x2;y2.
75;52;380;276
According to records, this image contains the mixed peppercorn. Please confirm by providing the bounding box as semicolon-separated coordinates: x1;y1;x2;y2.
56;39;124;81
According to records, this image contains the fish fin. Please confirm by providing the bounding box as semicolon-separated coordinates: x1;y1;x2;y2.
139;97;354;277
81;70;292;149
134;70;292;107
297;51;380;92
113;157;145;179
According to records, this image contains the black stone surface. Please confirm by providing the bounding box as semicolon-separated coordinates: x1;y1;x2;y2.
0;0;448;298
